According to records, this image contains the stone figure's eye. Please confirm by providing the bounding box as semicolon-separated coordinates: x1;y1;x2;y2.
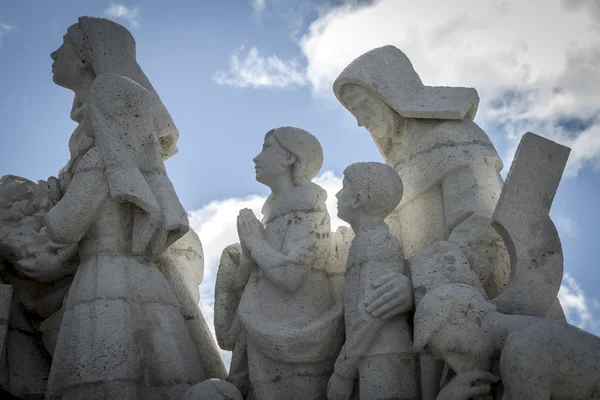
447;342;457;352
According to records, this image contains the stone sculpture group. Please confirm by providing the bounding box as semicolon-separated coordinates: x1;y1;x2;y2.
0;16;597;400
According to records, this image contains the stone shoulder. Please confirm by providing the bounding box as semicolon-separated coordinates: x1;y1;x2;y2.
350;225;402;263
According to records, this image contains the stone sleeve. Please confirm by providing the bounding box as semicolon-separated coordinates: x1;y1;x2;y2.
334;260;393;380
45;147;109;244
249;210;329;293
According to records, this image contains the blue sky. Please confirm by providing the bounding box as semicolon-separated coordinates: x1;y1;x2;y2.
1;0;600;358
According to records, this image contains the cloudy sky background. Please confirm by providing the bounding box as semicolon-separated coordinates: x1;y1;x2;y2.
1;0;600;364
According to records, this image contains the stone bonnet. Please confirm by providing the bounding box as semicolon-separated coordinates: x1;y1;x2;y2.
333;45;480;121
70;16;179;159
266;126;324;185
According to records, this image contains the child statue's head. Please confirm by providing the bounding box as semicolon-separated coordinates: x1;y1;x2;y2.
253;126;323;188
413;283;497;374
335;162;403;224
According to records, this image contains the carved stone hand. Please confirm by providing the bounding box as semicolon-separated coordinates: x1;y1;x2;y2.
365;272;413;319
436;370;499;400
237;208;264;253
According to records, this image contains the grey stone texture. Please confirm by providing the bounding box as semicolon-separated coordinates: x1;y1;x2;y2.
490;132;570;318
215;127;345;399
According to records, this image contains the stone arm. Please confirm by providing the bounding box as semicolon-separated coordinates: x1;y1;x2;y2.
45;147;109;244
334;260;403;380
249;210;329;294
215;244;248;351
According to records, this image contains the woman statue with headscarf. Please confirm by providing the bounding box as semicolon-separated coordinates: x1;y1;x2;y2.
215;127;344;399
333;45;565;399
44;17;214;399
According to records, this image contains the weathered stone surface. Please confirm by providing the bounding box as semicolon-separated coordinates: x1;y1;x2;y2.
332;46;574;400
408;240;485;304
329;162;418;400
490;132;570;317
38;16;218;399
333;45;480;121
183;379;243;400
333;45;508;400
216;127;344;399
448;214;510;299
415;283;600;400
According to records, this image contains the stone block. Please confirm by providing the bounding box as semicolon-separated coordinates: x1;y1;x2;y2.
490;132;570;317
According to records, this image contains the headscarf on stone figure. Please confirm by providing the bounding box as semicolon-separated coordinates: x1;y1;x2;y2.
70;17;226;377
72;16;187;255
332;45;502;206
333;45;479;121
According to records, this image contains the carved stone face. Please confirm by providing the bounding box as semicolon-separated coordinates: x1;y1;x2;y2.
50;26;89;90
253;134;294;186
341;84;398;139
427;313;495;374
335;177;358;223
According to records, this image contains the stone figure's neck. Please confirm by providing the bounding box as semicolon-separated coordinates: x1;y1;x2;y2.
349;215;385;235
69;75;96;122
266;173;295;199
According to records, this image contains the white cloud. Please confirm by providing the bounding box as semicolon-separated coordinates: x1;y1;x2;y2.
252;0;267;15
188;171;345;368
558;273;599;332
213;46;307;89
103;2;141;28
0;21;14;45
553;214;579;238
217;0;600;177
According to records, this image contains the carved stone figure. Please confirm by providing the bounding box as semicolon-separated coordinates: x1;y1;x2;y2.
414;283;600;400
214;127;344;399
327;162;418;400
333;45;508;305
21;16;219;399
0;175;76;398
332;46;568;398
0;18;226;399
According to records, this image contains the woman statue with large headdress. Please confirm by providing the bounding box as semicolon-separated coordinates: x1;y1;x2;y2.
333;45;566;400
42;17;222;399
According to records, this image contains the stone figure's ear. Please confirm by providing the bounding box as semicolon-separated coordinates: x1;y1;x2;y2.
467;309;484;327
284;153;296;167
352;191;364;210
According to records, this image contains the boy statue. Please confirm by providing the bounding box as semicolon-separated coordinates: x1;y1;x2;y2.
414;283;600;400
327;162;419;400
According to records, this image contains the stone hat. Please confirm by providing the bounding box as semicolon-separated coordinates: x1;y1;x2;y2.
333;45;480;120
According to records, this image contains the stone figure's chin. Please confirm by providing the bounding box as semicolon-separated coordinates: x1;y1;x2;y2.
369;120;392;139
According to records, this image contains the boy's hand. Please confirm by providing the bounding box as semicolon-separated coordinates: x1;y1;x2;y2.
437;370;499;400
327;372;354;400
366;273;413;318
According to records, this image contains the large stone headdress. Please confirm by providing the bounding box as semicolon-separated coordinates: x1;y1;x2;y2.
73;16;179;159
333;45;480;121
